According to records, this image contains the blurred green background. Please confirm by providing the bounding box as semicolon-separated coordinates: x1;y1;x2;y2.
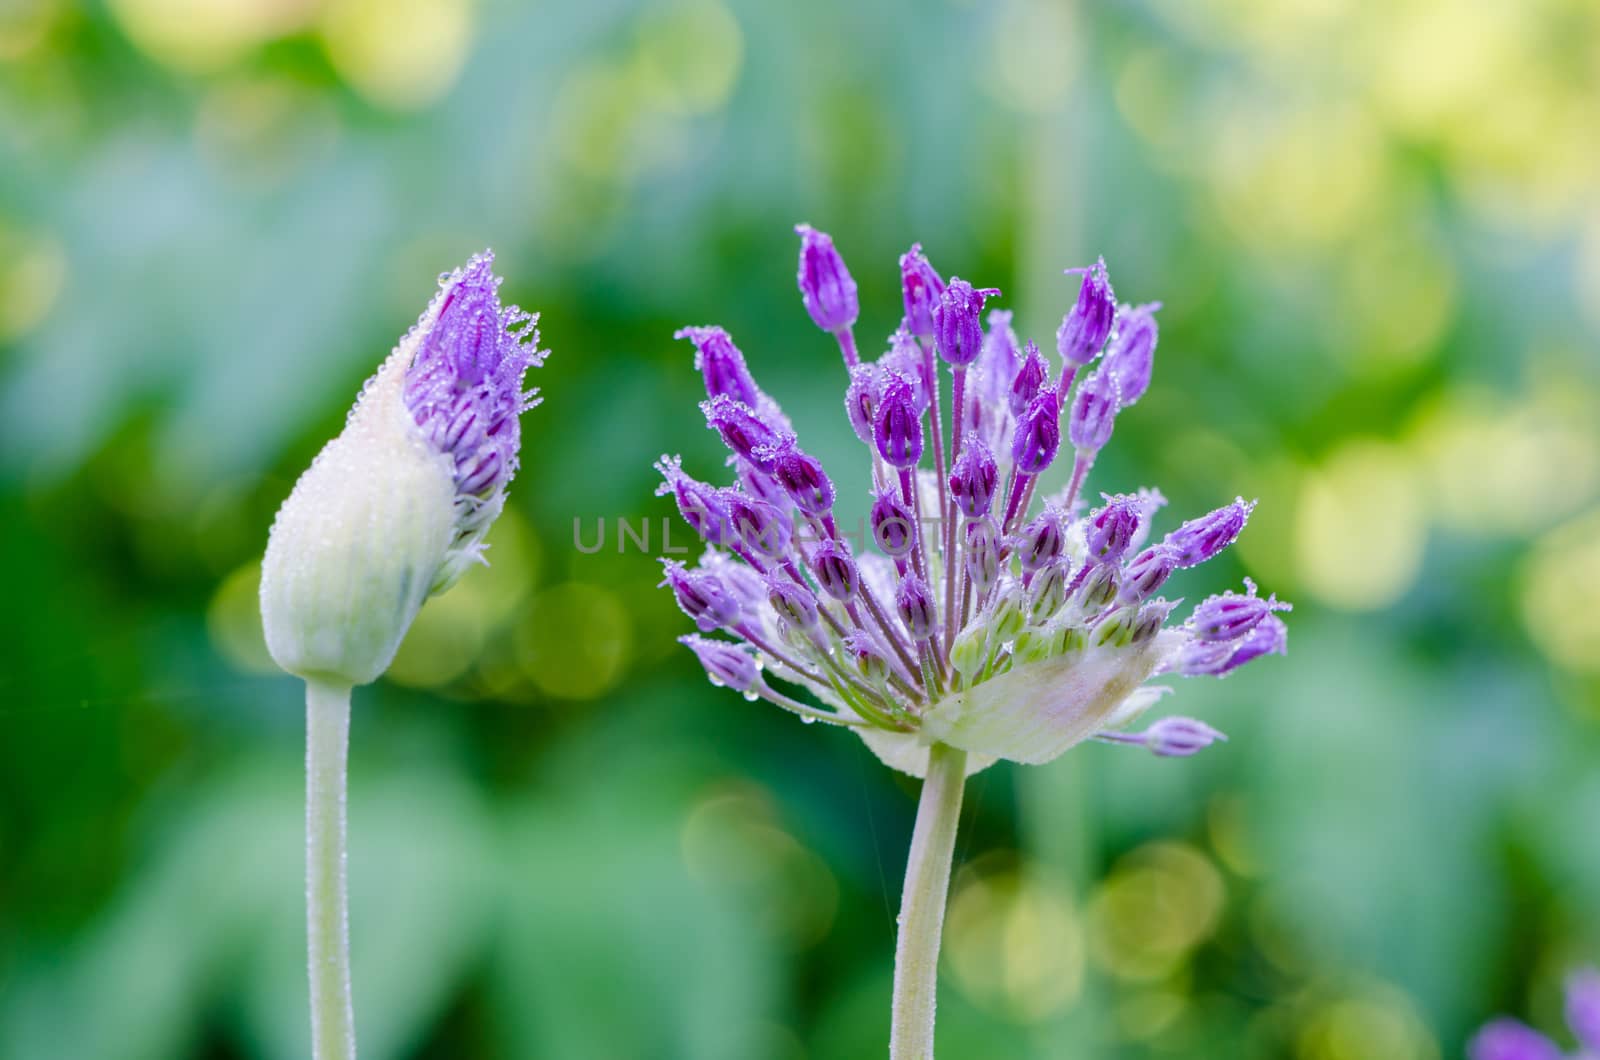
3;0;1599;1056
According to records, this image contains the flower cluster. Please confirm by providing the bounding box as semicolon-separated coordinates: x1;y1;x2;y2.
1469;968;1600;1060
658;226;1287;776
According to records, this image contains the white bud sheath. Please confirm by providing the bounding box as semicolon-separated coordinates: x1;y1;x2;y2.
260;327;457;687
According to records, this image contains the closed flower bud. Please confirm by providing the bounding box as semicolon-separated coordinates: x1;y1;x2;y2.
1086;493;1142;562
1221;613;1288;670
933;278;1001;366
1016;507;1067;572
795;224;859;334
809;539;860;600
678;325;760;408
1011;385;1062;475
1093;605;1139;647
1104;302;1158;406
949;434;999;518
871;489;917;558
1077;562;1121;612
1130;600;1175;644
844;364;880;445
768;574;822;633
1029;561;1070;622
1165;496;1255;568
1068;366;1119;452
703;394;791;470
1141;716;1226;757
725;490;791;559
1056;257;1116;366
900;242;946;339
1190;579;1290;643
991;588;1028;641
846;630;890;687
882;328;932;412
768;442;836;516
875;372;925;468
1059;626;1088;655
661;560;743;632
978;310;1021;407
263;252;543;686
896;573;937;641
964;517;1001;598
656;455;735;545
1119;545;1177;604
1012;629;1056;666
1009;340;1048;419
680;635;762;693
950;625;990;681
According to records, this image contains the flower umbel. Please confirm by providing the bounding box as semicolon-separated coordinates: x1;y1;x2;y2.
658;229;1286;776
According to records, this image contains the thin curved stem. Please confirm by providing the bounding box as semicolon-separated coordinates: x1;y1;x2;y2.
305;679;357;1060
890;742;968;1060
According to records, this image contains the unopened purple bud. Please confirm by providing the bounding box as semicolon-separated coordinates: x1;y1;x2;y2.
702;395;791;471
767;442;835;516
1056;257;1116;366
1068;366;1119;452
1119;545;1178;604
964;517;1001;597
882;329;932;411
677;326;760;408
949;434;999;518
1087;493;1143;563
1011;383;1063;476
736;460;792;513
1130;599;1175;644
896;573;937;641
1009;341;1048;419
845;629;889;686
768;573;822;632
933;278;1001;367
795;224;858;334
871;489;917;558
661;560;743;631
655;455;734;545
1467;1020;1562;1060
844;364;880;446
680;635;761;692
900;243;946;339
1017;508;1066;572
1029;561;1070;621
1224;613;1288;670
809;539;860;600
1165;497;1256;568
981;310;1021;389
1566;967;1600;1051
875;373;925;468
1104;302;1159;406
725;490;791;559
1191;580;1290;643
1076;562;1119;612
1142;717;1226;757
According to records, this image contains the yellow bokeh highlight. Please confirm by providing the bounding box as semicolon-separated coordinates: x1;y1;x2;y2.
0;226;66;343
1294;439;1424;611
984;0;1078;114
945;855;1085;1022
107;0;321;73
319;0;473;110
208;559;277;674
633;0;744;117
1088;841;1223;982
515;580;631;700
1521;508;1600;674
1295;986;1439;1060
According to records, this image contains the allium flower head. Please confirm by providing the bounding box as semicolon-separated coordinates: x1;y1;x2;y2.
262;251;544;686
655;228;1286;776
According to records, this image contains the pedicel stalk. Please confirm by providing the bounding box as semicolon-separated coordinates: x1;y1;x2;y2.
259;252;545;1059
657;227;1288;1059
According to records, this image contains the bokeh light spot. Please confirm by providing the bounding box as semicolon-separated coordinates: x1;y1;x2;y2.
1295;989;1438;1060
1294;439;1423;610
516;580;631;700
1521;508;1600;674
319;0;473;110
107;0;320;73
633;0;743;116
208;559;275;674
1089;841;1223;982
0;226;66;343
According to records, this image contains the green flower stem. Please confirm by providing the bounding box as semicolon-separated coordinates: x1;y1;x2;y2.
305;679;356;1060
890;741;968;1060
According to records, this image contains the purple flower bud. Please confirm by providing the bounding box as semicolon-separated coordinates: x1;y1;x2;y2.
896;573;937;641
949;434;999;518
766;442;836;516
882;329;931;411
736;460;792;513
980;310;1021;394
809;539;860;600
1130;599;1176;644
1141;717;1226;757
1224;613;1288;670
933;278;1001;367
1056;257;1116;366
1011;385;1062;475
1017;508;1067;572
660;560;743;631
875;373;925;468
846;629;889;686
900;243;946;339
1076;562;1119;612
702;395;791;471
1068;366;1119;452
871;489;917;558
1029;561;1070;621
1566;967;1600;1051
725;490;791;559
1009;340;1048;419
1119;545;1178;604
795;224;859;334
964;517;1001;598
768;573;822;632
1190;580;1290;643
844;364;880;446
680;635;760;692
655;455;734;545
1165;497;1256;568
1104;302;1159;407
1086;493;1143;563
677;326;760;408
1467;1020;1562;1060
